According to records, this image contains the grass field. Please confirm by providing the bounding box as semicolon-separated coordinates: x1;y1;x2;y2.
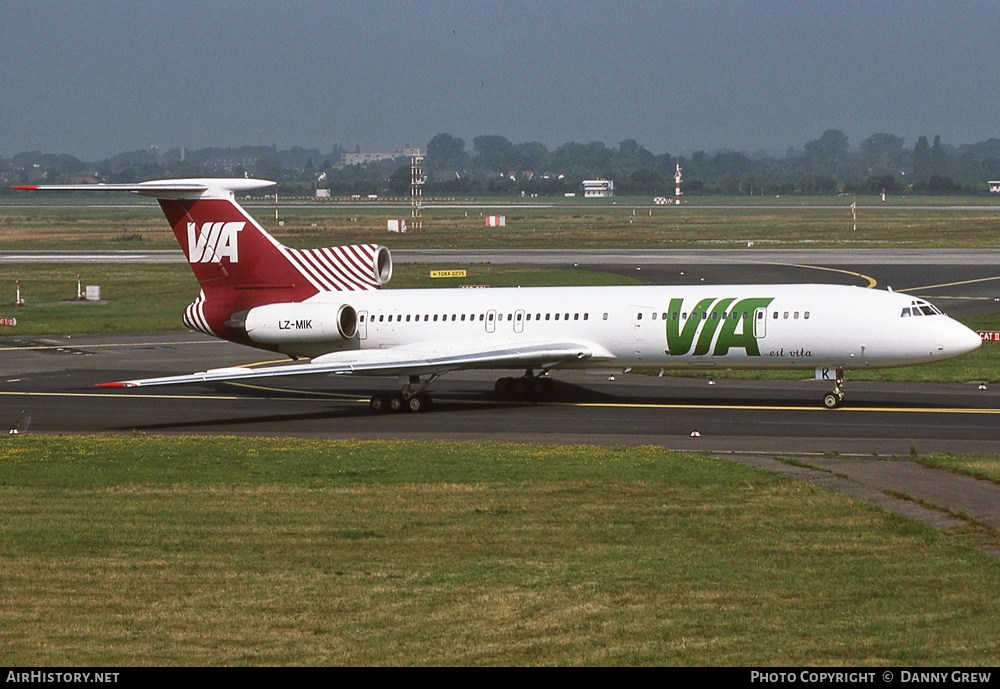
0;263;642;335
3;198;999;666
2;198;999;250
1;436;998;666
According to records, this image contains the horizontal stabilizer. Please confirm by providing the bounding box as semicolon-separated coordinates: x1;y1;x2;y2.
9;178;274;200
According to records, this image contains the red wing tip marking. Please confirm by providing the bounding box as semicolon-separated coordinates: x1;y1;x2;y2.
8;185;39;190
95;382;132;388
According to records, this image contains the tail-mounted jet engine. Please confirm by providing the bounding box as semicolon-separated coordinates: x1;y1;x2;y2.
229;303;358;345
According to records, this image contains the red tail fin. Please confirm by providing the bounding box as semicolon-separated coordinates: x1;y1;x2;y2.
153;180;391;338
10;178;391;340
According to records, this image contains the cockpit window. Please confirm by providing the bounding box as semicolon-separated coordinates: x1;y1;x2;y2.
902;299;942;318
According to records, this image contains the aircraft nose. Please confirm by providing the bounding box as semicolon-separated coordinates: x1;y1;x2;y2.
946;320;982;356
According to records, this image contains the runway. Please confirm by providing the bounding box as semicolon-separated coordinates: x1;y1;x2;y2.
1;251;998;455
2;330;999;457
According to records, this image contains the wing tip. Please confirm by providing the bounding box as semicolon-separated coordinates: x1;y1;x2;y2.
95;381;134;388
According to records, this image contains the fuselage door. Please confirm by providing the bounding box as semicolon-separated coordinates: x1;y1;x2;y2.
358;310;368;340
632;310;645;340
486;309;497;334
753;307;767;339
514;309;525;334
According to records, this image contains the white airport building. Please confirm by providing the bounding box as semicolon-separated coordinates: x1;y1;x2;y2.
582;179;614;197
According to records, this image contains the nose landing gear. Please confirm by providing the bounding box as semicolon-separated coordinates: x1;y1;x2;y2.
822;371;845;409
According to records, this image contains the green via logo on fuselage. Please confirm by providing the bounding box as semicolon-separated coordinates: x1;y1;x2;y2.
665;297;774;356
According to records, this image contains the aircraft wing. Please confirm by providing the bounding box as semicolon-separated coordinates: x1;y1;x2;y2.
97;341;606;388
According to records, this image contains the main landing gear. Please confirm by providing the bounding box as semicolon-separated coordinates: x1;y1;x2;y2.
494;369;555;398
369;390;432;413
822;370;846;409
369;374;438;414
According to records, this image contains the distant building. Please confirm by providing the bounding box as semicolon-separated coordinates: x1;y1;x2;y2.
341;147;421;167
989;181;1000;193
432;171;462;183
582;179;614;198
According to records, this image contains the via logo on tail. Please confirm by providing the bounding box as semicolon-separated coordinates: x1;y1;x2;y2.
187;221;244;263
665;297;773;356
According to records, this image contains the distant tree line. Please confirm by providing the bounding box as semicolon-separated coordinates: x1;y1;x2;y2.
3;129;999;197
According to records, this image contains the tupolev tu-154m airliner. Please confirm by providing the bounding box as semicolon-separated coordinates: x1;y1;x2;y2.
11;178;982;412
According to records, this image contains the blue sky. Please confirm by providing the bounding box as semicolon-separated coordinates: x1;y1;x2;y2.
2;0;998;160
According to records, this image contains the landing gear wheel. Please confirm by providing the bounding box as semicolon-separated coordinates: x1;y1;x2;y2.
388;394;405;413
407;393;431;413
495;377;514;395
370;393;390;413
823;392;843;409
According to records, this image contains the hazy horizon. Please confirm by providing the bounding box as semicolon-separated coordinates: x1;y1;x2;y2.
3;1;998;161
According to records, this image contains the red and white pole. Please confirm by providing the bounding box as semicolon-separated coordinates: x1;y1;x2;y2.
674;160;682;206
15;280;23;306
77;274;83;301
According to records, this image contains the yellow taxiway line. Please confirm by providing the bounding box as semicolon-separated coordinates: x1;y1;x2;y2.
1;388;997;416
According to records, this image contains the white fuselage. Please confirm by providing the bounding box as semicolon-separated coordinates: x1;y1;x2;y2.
270;283;981;372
